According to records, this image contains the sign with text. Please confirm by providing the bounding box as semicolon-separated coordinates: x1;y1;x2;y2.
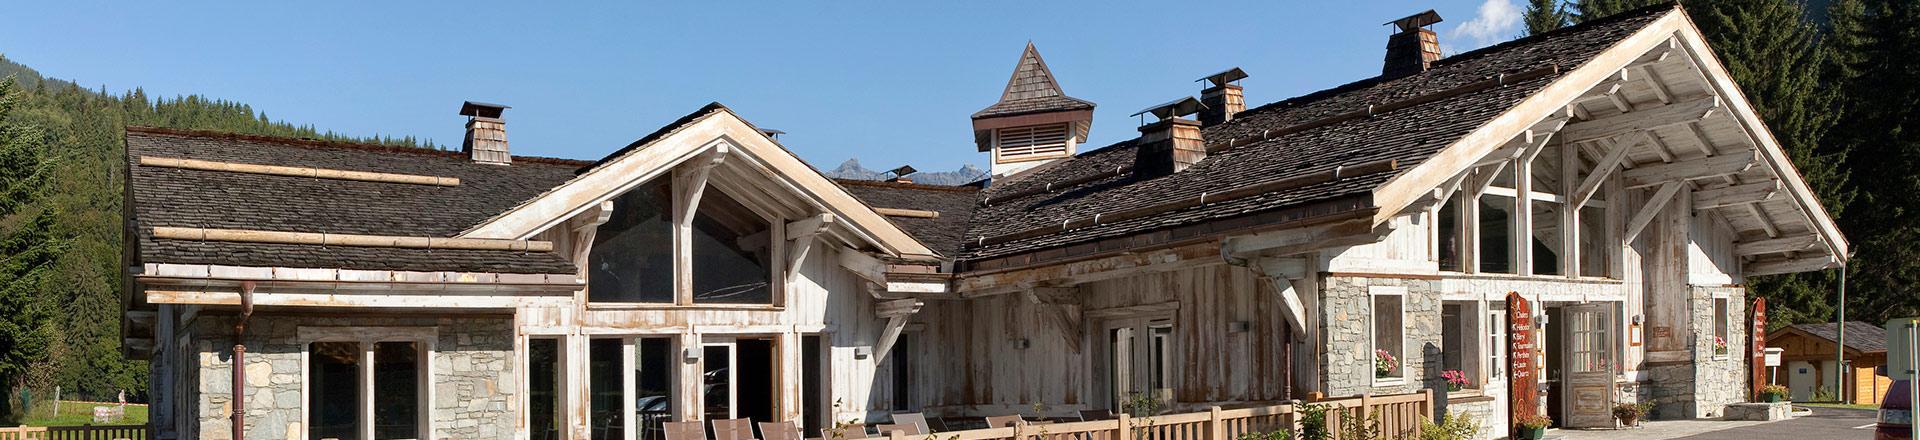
1507;292;1537;426
1750;298;1768;399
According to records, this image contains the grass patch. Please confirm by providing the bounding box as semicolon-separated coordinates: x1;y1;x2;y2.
19;401;149;427
1799;402;1878;411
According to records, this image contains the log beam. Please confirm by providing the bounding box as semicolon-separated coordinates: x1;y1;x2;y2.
1747;255;1839;277
1693;181;1780;211
1622;149;1756;188
1735;235;1821;256
1570;131;1644;208
1563;96;1721;143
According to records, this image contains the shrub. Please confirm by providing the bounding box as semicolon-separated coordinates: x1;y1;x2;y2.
1417;411;1482;440
1516;414;1552;430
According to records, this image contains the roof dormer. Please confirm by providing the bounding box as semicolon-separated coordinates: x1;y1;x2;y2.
972;43;1095;180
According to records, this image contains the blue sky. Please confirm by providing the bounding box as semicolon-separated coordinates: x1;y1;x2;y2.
1;1;1529;172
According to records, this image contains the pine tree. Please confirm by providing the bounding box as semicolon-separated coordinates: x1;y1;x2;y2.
1827;0;1920;321
1525;0;1573;35
1574;0;1668;23
0;76;60;423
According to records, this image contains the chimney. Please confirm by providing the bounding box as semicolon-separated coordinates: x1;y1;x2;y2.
1132;97;1207;178
459;101;511;165
1198;67;1248;127
1382;10;1444;80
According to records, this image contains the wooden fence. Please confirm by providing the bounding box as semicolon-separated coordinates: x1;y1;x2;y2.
857;390;1431;440
0;424;150;440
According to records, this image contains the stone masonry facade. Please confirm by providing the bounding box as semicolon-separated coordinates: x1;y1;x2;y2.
1319;276;1444;397
177;314;516;440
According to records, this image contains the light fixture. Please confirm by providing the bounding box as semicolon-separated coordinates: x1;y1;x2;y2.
855;346;872;359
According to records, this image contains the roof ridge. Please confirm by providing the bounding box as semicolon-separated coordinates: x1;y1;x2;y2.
125;125;594;166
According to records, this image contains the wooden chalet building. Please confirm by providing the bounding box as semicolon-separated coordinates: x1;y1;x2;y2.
122;4;1846;440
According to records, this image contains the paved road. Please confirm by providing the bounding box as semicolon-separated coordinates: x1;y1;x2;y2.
1675;407;1879;440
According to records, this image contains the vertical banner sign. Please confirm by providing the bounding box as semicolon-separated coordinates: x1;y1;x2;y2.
1750;298;1768;400
1507;292;1537;426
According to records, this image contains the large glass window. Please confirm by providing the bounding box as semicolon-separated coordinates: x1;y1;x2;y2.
590;180;675;303
1437;197;1463;272
1479;194;1515;274
589;339;625;440
1531;200;1562;276
691;188;773;304
1441;302;1480;390
309;342;360;440
1371;287;1406;382
1578;205;1609;277
635;338;675;440
307;341;423;440
529;339;561;440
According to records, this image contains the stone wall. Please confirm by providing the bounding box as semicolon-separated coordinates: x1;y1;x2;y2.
1319;276;1443;396
1641;286;1747;419
179;314;516;440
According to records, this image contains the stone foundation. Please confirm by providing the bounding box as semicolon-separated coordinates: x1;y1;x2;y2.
175;314;516;440
1319;276;1443;397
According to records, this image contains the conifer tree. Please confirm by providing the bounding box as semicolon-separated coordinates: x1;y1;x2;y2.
1525;0;1573;35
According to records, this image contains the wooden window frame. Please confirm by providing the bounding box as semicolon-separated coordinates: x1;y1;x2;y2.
297;326;437;440
1370;286;1408;386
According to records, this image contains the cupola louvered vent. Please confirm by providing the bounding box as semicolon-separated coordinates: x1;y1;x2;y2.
994;123;1072;163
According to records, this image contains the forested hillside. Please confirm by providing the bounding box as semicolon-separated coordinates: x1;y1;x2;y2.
0;54;436;423
1529;0;1920;327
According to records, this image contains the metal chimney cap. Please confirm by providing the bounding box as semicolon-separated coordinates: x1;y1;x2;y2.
1196;67;1249;87
459;101;511;118
1386;10;1443;32
1131;97;1207;120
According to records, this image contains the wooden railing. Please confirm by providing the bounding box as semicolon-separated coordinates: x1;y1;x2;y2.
0;425;151;440
1312;390;1435;440
858;391;1429;440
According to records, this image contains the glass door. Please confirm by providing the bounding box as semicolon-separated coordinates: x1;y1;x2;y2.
1561;303;1615;428
1105;317;1174;414
699;337;777;424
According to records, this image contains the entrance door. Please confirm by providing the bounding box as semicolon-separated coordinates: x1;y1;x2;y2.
1104;317;1174;413
700;338;776;424
1561;304;1615;428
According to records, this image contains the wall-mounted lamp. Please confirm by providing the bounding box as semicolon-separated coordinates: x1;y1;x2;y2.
854;346;872;359
684;347;702;362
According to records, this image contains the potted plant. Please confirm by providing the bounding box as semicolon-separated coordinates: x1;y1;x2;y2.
1514;414;1551;440
1612;402;1651;427
1759;384;1791;403
1374;349;1397;378
1714;336;1729;355
1441;370;1469;392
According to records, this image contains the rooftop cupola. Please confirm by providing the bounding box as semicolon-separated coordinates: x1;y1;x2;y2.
1197;67;1248;127
1382;10;1444;80
1132;96;1207;178
972;42;1095;180
459;101;511;165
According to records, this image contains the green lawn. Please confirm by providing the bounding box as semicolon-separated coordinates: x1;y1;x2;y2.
19;401;149;427
1800;402;1878;411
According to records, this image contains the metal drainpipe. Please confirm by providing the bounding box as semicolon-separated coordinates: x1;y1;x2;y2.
232;281;255;440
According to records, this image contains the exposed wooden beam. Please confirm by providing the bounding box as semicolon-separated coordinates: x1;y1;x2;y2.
1735;235;1821;256
1622;149;1756;188
785;214;835;285
872;298;923;363
955;241;1221;297
1694;181;1780;211
1747;255;1839;277
1570;132;1644;209
1747;203;1782;238
837;248;888;287
1624;181;1684;243
1025;286;1082;305
873;207;940;219
1563;96;1721;142
1639;65;1674;105
671;146;727;305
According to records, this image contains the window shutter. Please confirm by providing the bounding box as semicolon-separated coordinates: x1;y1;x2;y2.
995;124;1071;162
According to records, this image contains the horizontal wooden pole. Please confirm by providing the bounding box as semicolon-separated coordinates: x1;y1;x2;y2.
1622;149;1755;188
151;226;554;252
1747;255;1838;277
1735;235;1821;256
873;207;940;219
139;156;460;186
1693;180;1780;210
1562;95;1720;142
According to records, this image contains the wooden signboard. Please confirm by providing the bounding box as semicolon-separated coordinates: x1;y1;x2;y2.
1507;292;1537;426
1750;297;1768;399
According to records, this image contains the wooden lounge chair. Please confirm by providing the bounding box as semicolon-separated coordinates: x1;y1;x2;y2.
664;421;707;440
712;418;756;440
1077;409;1114;421
873;423;921;436
890;413;931;434
759;421;802;440
985;415;1024;428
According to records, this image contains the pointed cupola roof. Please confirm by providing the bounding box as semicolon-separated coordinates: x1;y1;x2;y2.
973;42;1096;119
972;42;1096;152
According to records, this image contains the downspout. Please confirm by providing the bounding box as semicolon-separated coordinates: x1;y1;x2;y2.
232;281;255;440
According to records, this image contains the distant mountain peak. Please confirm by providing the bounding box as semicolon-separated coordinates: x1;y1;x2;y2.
823;158;986;186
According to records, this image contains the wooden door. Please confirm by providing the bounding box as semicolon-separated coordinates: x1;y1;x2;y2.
1104;317;1174;413
1561;304;1615;428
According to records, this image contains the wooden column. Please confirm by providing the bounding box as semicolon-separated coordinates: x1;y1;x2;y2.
778;332;805;424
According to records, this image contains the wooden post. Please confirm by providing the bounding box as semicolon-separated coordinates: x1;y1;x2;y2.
1118;413;1132;440
1358;393;1372;433
1209;406;1223;440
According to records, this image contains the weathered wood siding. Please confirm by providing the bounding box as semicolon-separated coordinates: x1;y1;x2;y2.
915;263;1291;416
